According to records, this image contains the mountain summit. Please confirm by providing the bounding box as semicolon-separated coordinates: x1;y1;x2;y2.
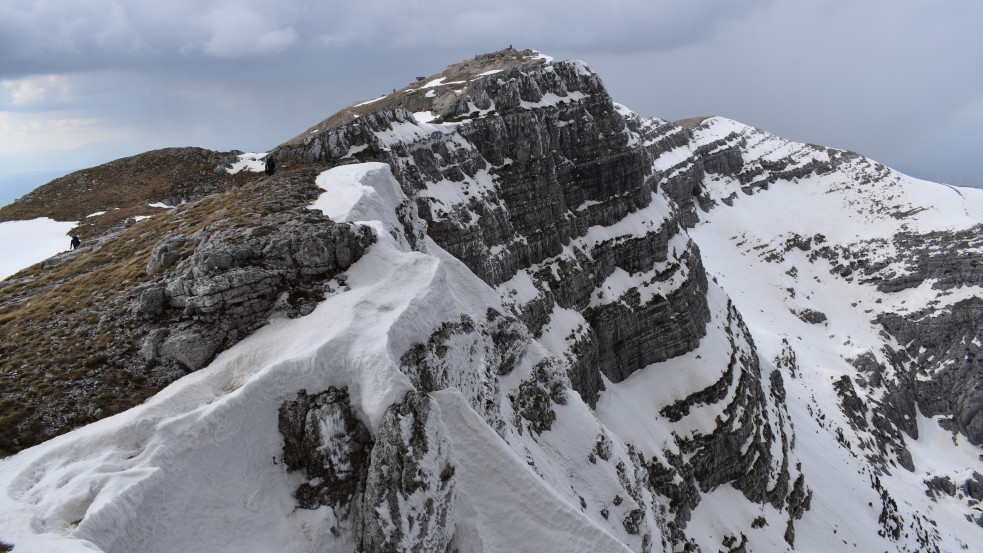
1;48;981;553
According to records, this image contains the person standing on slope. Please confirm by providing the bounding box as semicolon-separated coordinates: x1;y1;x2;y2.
265;156;276;176
69;235;81;250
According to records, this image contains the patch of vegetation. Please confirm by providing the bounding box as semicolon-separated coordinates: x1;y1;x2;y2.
0;147;259;239
0;160;324;457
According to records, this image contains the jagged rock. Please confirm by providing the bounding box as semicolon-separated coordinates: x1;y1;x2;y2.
964;472;983;501
513;359;567;434
281;58;712;408
278;387;373;511
784;473;813;547
924;475;958;499
878;297;983;445
399;309;528;431
796;308;827;324
134;285;167;318
357;392;456;553
147;235;188;272
648;301;799;546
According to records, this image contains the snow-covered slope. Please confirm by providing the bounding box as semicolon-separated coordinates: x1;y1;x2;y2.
671;116;983;551
1;49;981;553
0;164;667;553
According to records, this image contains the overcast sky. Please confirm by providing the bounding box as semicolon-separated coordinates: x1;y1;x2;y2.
1;0;981;206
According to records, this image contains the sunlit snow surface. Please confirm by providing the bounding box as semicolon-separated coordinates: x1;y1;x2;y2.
0;218;77;281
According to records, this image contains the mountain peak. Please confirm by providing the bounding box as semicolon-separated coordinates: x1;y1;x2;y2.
2;49;983;553
284;47;557;143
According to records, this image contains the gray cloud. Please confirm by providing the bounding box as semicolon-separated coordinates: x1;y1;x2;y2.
583;0;983;186
0;0;767;74
0;0;980;205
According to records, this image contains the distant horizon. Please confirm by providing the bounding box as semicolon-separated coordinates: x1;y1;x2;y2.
3;1;982;208
1;110;978;210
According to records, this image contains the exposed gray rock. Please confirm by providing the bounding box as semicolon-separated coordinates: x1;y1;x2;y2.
280;58;712;410
138;214;374;370
399;309;528;433
278;389;457;551
648;301;802;547
156;328;221;371
878;296;983;445
357;392;456;553
513;359;568;434
784;472;813;547
146;235;187;272
795;308;827;324
924;475;958;500
278;387;373;511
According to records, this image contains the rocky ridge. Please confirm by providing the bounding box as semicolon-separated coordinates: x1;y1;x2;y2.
0;48;981;553
0;165;373;454
269;49;803;551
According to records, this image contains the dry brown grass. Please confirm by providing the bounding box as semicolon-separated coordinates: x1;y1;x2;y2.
0;147;259;239
280;47;548;148
0;158;321;456
673;116;714;130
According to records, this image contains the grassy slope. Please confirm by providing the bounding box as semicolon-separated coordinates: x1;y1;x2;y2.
0;147;323;456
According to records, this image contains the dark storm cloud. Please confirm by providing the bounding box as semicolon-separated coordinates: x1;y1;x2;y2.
0;0;767;150
0;0;301;74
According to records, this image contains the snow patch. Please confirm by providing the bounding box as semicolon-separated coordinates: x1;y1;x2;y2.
0;217;78;281
413;111;437;124
354;95;388;107
225;152;267;174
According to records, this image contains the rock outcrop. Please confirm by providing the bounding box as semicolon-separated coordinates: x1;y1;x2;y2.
277;50;712;408
0;169;373;455
268;49;810;551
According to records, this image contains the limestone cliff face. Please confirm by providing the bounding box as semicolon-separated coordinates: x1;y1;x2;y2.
278;51;711;408
271;49;810;551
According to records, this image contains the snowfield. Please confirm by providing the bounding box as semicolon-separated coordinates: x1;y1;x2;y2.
680;116;983;552
225;152;268;174
0;218;78;281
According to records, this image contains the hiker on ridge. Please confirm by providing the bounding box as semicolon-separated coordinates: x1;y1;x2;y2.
265;156;276;176
69;235;81;250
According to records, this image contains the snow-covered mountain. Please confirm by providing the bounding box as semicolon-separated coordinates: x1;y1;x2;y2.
1;48;981;553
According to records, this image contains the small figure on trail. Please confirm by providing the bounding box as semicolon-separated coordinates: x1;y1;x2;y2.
69;235;81;250
265;156;276;176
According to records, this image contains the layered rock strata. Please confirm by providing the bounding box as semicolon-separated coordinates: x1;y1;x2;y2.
277;50;712;408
